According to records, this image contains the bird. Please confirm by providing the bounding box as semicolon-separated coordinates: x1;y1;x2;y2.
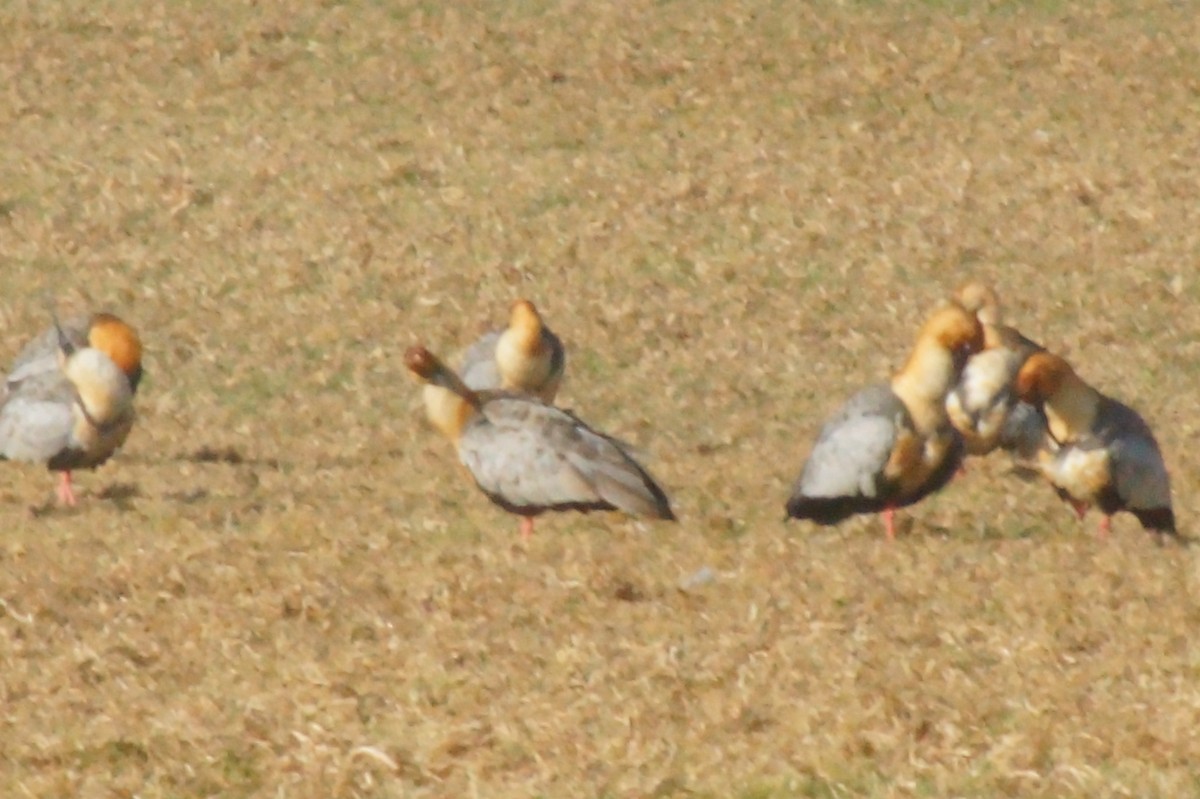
0;313;143;506
406;344;674;538
785;303;984;539
1014;351;1175;540
423;299;565;441
946;282;1045;459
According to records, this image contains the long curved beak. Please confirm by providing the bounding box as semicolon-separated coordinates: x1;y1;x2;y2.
53;315;76;358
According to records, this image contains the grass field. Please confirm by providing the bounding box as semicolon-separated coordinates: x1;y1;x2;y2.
2;0;1200;796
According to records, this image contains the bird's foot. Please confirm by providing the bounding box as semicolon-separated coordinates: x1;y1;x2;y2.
883;507;897;541
56;472;77;507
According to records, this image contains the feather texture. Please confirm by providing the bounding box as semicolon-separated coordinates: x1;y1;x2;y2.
786;305;982;537
1016;352;1174;537
407;345;673;528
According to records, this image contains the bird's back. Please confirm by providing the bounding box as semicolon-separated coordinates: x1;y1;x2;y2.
3;315;91;398
1094;395;1172;513
458;330;503;391
458;393;674;520
788;384;906;519
0;368;75;464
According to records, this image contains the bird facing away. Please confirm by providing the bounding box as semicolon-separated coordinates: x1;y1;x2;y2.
406;344;674;538
785;304;984;539
946;282;1046;459
423;299;565;441
1015;351;1175;540
0;313;143;505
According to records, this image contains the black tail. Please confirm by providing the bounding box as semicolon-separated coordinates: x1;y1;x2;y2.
1133;506;1176;537
784;494;877;525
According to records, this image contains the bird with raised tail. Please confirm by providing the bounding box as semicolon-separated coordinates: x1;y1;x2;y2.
406;345;674;538
946;282;1046;459
423;299;565;442
0;313;143;505
785;304;984;539
1014;351;1175;540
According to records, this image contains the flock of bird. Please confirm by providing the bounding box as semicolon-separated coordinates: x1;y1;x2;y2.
406;284;1175;543
0;285;1176;544
784;284;1174;542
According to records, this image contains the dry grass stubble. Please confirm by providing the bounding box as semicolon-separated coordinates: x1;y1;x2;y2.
1;0;1200;796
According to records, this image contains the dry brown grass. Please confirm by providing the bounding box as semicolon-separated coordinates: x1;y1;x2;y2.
2;0;1200;796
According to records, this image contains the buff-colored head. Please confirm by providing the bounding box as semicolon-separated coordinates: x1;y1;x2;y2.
405;344;443;382
87;313;144;391
405;345;478;404
1015;352;1076;404
920;304;985;359
954;282;1001;327
507;299;545;353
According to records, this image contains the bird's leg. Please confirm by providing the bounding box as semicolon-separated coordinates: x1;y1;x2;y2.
883;507;897;541
1098;515;1112;540
1068;499;1089;521
56;471;77;506
519;516;535;541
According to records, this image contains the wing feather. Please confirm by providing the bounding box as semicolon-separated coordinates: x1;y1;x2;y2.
458;331;502;391
793;385;903;501
458;396;672;519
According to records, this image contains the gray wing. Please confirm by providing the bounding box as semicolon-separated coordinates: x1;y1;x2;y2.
6;316;90;392
1098;399;1171;511
544;327;566;386
458;331;502;391
998;400;1047;460
0;371;74;463
796;384;902;500
458;395;673;519
997;324;1044;361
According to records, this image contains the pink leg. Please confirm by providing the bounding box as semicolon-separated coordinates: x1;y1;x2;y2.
56;471;77;506
519;516;535;541
1068;499;1089;521
1098;515;1112;540
883;507;896;541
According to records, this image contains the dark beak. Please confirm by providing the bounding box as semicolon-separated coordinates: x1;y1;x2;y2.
53;315;76;357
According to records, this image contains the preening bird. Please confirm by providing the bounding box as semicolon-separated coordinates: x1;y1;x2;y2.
0;313;143;505
785;304;984;539
946;282;1045;459
1014;351;1175;540
423;299;565;441
407;345;674;538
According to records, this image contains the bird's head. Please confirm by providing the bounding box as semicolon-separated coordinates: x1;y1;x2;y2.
922;304;984;369
404;345;446;384
1015;352;1075;405
954;281;1001;327
507;299;546;352
88;313;144;392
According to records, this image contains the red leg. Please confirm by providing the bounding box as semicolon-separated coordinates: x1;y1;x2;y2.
1068;499;1089;521
56;471;77;506
1098;515;1112;540
519;516;535;541
883;507;896;541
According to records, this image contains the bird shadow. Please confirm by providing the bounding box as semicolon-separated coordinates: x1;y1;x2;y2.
1004;463;1043;483
25;481;142;517
180;445;281;469
96;482;142;511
